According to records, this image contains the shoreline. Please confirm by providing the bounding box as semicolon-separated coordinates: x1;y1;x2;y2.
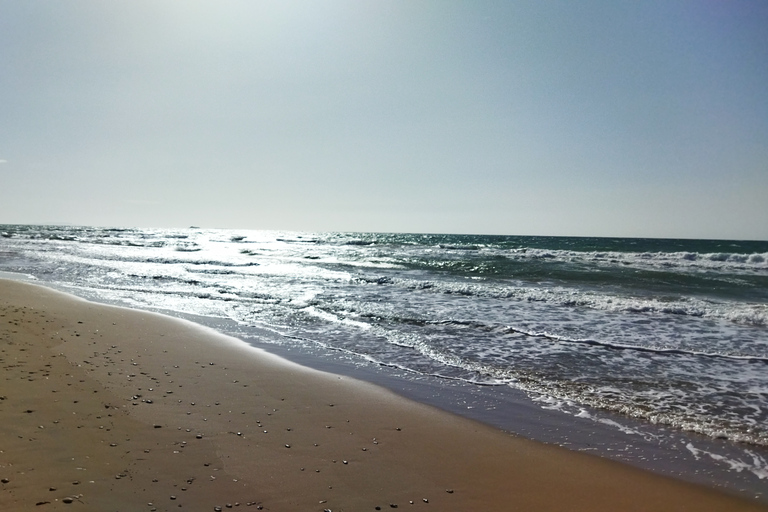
73;292;768;500
1;278;766;511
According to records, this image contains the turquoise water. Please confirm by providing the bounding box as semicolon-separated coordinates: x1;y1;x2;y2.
1;225;767;453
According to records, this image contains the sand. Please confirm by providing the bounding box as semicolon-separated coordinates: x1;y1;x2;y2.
1;278;765;512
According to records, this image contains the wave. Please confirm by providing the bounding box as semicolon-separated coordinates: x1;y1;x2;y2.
437;244;483;251
274;312;768;446
276;237;319;244
143;257;260;267
187;268;239;275
174;243;201;252
57;252;261;268
316;307;768;362
89;282;282;306
491;324;768;363
355;275;768;327
509;248;768;273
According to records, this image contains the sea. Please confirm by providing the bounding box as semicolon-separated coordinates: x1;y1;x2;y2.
1;225;767;498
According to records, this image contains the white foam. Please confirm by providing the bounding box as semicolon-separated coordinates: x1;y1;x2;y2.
386;276;768;327
511;247;768;274
531;394;661;440
686;443;768;480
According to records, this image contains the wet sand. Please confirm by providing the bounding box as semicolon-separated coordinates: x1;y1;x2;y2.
1;278;766;511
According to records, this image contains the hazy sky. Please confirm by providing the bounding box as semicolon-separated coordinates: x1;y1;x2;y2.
1;1;767;239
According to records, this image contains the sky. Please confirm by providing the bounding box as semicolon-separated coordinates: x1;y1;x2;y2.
1;0;767;240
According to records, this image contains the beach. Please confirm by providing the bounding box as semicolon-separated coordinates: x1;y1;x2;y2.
1;278;765;511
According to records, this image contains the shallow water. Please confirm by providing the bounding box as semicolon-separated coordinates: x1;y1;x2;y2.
1;225;767;492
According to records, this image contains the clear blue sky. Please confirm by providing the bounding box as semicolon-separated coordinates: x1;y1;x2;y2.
1;0;767;239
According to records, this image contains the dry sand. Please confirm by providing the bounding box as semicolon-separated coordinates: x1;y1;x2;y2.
1;278;766;511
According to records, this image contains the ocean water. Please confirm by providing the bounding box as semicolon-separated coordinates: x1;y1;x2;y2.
2;225;767;478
